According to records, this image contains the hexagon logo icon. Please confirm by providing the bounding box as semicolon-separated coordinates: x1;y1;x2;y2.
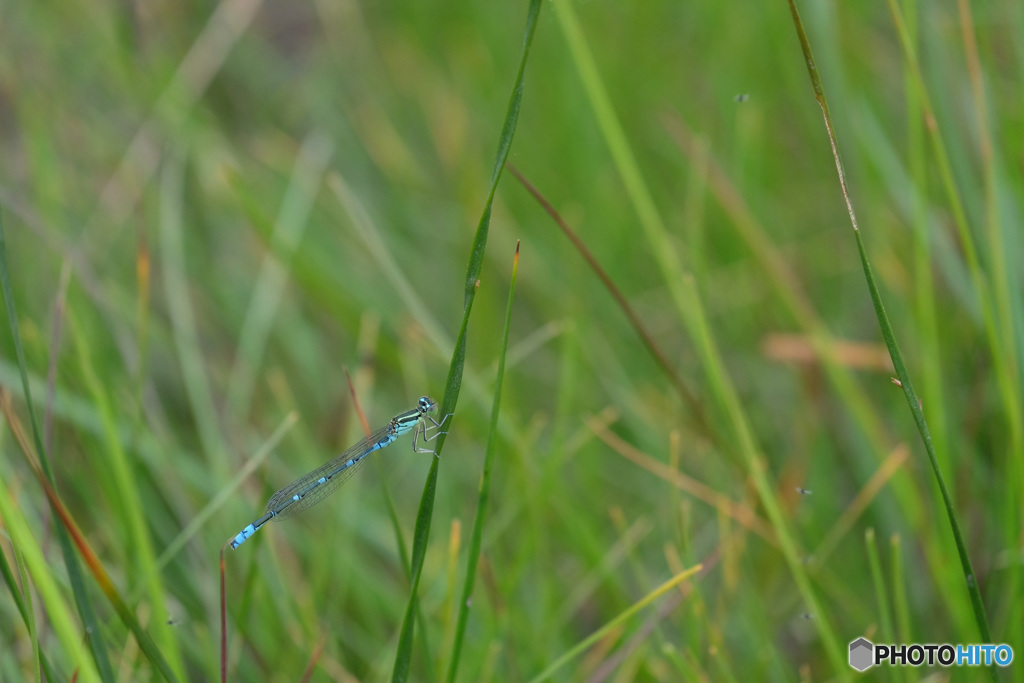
849;637;874;671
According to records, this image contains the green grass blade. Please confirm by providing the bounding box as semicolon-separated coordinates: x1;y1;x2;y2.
370;417;439;683
225;132;334;421
552;0;846;672
0;467;101;683
890;534;915;683
328;173;452;354
390;3;542;680
161;411;297;576
0;395;182;683
526;565;702;683
445;241;520;683
785;0;993;653
886;0;1024;468
0;214;115;682
0;510;33;652
391;452;440;683
158;154;231;478
864;529;894;647
0;516;60;682
902;0;950;483
887;7;1024;636
66;308;185;680
504;164;715;446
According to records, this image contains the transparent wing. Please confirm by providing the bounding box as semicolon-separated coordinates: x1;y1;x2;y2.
265;421;399;521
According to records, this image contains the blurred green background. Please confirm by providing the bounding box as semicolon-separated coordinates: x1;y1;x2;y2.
1;0;1022;680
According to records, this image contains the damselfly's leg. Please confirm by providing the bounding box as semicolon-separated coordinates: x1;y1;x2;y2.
412;422;438;455
413;413;453;456
421;412;454;441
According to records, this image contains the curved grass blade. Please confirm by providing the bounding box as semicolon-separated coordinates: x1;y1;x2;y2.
67;308;184;679
525;565;702;683
345;373;438;683
785;0;993;657
865;529;895;646
226;131;334;421
552;0;845;671
0;457;100;683
390;2;542;680
0;514;61;682
444;241;519;683
504;164;716;448
0;393;180;682
0;213;115;681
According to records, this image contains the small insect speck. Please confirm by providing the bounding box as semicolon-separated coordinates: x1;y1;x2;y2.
734;93;750;103
796;487;812;495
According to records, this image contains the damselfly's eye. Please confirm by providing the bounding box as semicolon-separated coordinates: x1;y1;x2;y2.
419;396;432;411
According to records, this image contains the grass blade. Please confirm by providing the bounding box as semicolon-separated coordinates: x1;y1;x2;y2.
66;307;184;679
0;213;115;681
226;131;334;421
217;413;296;682
445;241;520;683
0;515;61;682
0;449;100;683
390;2;542;680
347;375;439;683
0;393;180;682
158;154;231;477
552;0;845;670
504;164;715;447
525;565;702;683
785;0;993;654
864;528;894;646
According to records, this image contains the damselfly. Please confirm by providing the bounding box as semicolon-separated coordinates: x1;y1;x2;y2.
230;396;450;549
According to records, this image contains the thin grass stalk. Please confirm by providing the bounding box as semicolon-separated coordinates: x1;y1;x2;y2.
552;0;845;670
887;0;1024;512
67;309;183;678
526;566;702;683
0;511;60;681
445;241;520;683
956;0;1018;392
437;519;462;681
864;529;894;645
956;0;1024;649
785;0;993;655
226;132;334;421
903;0;950;481
890;535;916;683
0;213;116;681
158;154;231;478
504;163;716;448
346;377;439;683
0;393;180;682
0;464;100;683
